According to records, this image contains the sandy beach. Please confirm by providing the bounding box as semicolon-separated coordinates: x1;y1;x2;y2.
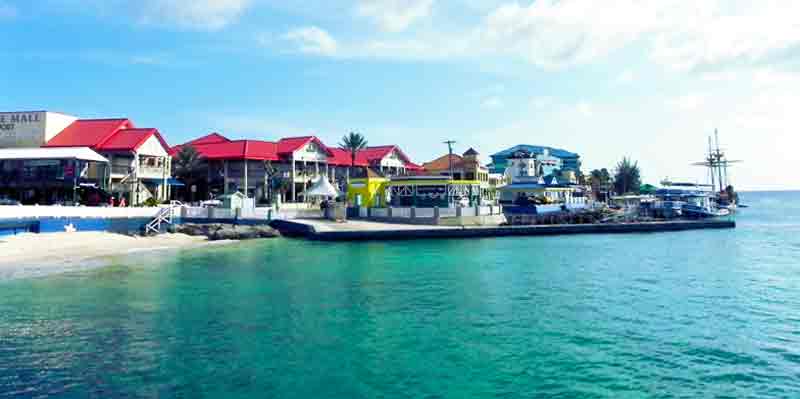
0;232;223;280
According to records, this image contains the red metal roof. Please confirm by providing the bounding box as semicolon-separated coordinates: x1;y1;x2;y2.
173;139;279;161
186;132;230;146
44;119;133;148
277;136;332;156
97;128;156;151
328;145;418;168
44;119;171;153
328;148;368;167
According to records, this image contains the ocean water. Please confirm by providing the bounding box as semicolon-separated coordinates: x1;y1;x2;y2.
1;191;799;398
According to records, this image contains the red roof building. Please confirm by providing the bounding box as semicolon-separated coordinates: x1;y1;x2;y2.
170;132;422;202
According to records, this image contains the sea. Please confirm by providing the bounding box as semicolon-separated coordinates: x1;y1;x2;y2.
1;191;799;398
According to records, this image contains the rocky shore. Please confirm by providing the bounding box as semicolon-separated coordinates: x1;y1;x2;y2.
174;223;280;241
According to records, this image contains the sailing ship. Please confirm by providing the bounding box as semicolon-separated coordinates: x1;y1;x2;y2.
691;129;743;210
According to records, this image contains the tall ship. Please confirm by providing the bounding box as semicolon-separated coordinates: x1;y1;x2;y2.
691;129;743;210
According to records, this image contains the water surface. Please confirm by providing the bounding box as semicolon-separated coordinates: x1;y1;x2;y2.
2;191;799;398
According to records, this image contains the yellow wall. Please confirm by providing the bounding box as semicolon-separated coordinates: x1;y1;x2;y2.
347;177;388;207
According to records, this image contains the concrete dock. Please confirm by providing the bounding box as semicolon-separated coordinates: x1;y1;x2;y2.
270;219;736;241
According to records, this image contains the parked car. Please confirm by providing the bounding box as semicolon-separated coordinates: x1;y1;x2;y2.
200;200;222;208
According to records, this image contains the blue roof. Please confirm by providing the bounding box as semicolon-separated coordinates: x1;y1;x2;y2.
491;145;579;159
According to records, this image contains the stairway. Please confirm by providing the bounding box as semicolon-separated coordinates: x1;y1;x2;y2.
144;201;182;235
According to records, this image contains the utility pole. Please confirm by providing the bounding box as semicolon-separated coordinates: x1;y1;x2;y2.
444;140;456;178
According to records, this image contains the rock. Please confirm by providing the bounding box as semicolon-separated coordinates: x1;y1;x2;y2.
176;223;278;240
211;226;239;241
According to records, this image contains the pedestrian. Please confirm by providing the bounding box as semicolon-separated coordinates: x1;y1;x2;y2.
109;196;115;207
119;197;127;207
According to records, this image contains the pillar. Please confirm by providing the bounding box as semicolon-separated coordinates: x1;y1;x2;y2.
223;160;229;195
243;160;249;197
291;159;296;203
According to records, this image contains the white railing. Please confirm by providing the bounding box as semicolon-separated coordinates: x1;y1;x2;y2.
439;207;457;218
371;208;389;218
393;207;412;218
416;208;435;218
0;205;162;219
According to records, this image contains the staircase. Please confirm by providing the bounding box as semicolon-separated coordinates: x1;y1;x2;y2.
145;201;183;235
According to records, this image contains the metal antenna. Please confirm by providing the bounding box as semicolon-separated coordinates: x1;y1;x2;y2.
444;140;456;178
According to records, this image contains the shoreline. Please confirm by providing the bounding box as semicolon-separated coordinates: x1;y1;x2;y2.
0;232;237;281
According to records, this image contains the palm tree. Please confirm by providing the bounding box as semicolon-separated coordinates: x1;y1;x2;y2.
589;168;613;201
263;160;277;204
613;157;642;195
174;145;203;202
339;131;368;180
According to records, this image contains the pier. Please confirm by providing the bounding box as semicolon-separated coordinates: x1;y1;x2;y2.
271;219;736;241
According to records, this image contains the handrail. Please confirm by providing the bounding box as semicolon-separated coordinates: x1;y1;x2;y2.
145;203;181;235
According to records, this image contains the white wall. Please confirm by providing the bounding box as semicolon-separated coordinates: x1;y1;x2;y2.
137;134;168;157
0;111;77;148
0;205;162;219
293;141;329;162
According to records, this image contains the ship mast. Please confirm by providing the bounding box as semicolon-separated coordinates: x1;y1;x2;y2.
691;129;742;194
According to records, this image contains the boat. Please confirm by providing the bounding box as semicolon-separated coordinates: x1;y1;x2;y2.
654;183;729;219
691;130;743;209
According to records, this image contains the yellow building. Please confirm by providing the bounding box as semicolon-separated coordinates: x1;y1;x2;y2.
347;172;482;208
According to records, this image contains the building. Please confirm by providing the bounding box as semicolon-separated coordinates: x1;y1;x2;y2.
170;133;422;203
490;144;581;174
498;149;582;205
43;118;173;205
0;147;110;205
347;174;482;208
421;148;493;201
0;111;173;205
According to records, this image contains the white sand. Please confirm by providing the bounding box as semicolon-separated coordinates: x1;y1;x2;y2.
0;232;220;280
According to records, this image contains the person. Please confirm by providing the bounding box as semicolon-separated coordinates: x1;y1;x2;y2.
119;197;127;207
109;196;115;207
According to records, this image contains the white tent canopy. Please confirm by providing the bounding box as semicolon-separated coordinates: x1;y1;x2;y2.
0;147;109;163
301;176;340;198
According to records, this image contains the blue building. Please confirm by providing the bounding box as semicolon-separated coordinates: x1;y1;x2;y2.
489;145;581;174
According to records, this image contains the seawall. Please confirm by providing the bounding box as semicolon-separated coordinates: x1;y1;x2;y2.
273;219;736;241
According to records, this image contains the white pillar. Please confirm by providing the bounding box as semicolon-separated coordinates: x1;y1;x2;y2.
243;160;249;197
291;158;296;203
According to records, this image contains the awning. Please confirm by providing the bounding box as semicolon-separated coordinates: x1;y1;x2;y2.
302;177;339;197
0;147;109;163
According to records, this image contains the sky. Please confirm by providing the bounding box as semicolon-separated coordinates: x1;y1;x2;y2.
1;0;798;191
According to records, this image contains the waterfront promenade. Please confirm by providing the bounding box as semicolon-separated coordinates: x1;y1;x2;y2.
273;218;736;241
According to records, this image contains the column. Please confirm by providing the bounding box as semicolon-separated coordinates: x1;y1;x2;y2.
243;160;249;197
291;159;296;203
223;160;229;195
132;153;139;205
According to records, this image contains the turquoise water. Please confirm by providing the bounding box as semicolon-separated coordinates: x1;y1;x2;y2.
2;191;800;398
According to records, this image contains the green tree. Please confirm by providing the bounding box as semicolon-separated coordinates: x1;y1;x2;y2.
613;157;642;195
173;145;204;202
339;131;368;180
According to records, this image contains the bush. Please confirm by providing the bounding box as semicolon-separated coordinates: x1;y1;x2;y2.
143;198;160;207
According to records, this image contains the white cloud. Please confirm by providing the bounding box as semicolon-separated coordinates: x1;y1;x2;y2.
666;93;707;111
283;26;339;56
138;0;251;30
355;0;435;32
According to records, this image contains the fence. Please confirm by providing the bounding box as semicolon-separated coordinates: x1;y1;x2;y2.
348;205;503;224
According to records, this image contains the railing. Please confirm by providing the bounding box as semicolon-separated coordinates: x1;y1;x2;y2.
145;201;182;235
138;166;167;178
111;165;131;175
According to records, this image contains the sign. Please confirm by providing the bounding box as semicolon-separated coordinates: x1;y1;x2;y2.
0;112;41;132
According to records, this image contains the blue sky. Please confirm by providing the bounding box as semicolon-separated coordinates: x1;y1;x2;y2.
1;0;798;190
